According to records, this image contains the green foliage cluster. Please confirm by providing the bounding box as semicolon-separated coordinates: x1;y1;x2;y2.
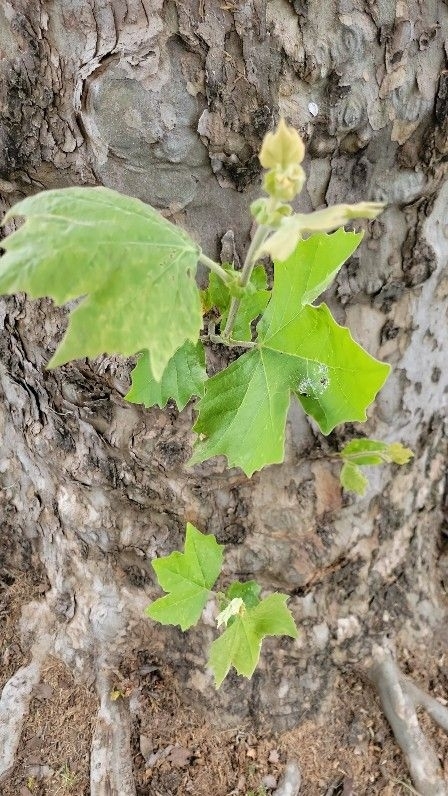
147;524;298;687
0;119;413;682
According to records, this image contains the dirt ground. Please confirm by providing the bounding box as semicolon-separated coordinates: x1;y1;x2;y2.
1;554;448;796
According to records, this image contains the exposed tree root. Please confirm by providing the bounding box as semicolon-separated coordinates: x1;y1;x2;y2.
0;621;51;782
367;644;448;796
90;670;136;796
0;576;140;792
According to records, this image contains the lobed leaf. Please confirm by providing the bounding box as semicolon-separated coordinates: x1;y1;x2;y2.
385;442;414;465
146;524;224;631
125;342;206;411
0;187;202;379
284;230;363;306
208;593;298;687
190;349;298;476
340;438;389;465
191;232;390;475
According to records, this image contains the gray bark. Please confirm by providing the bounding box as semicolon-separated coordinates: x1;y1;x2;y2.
1;1;448;792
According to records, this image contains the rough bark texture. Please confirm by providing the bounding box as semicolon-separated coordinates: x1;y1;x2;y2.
1;0;448;792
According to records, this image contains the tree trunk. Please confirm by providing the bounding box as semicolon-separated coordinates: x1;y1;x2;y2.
1;1;447;794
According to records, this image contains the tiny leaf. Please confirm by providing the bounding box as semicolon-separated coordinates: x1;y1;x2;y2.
340;438;414;466
225;581;261;610
217;598;244;628
340;462;368;495
207;265;270;341
125;342;206;411
340;438;389;466
387;442;414;465
259;118;305;169
146;524;224;631
208;593;298;687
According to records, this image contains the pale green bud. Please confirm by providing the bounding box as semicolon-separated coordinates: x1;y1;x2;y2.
263;164;306;201
259;118;305;170
250;197;293;227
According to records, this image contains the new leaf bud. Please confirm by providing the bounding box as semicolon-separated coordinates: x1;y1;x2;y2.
259;118;305;170
263;164;306;202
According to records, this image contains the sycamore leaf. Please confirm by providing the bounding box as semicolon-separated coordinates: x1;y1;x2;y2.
287;230;363;306
340;462;368;496
125;342;206;411
259;118;305;170
0;187;202;379
202;267;232;316
190;349;297;475
146;524;224;631
191;238;390;476
206;265;270;341
208;593;298;687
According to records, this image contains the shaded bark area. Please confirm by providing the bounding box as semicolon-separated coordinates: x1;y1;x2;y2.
1;0;448;792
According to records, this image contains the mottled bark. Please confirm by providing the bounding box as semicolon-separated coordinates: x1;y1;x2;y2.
1;1;448;793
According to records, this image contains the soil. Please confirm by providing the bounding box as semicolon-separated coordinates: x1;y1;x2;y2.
1;557;448;796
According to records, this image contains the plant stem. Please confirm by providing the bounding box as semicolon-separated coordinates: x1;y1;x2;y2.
200;333;256;350
222;225;269;339
198;252;232;285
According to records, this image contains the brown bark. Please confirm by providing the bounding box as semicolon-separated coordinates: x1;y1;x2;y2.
1;1;448;793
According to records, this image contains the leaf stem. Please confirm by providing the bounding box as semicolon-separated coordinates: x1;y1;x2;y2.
198;252;232;285
222;225;269;340
341;452;390;463
201;333;256;350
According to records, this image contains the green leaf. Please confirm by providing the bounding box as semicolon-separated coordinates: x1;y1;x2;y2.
386;442;414;465
208;593;298;687
202;267;232;316
191;242;390;475
0;187;202;379
190;349;298;475
125;342;206;411
340;438;414;466
146;524;224;631
340;462;368;496
287;230;363;306
225;581;261;610
340;438;389;465
207;265;270;341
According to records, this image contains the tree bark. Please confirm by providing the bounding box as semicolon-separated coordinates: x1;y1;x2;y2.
1;1;448;793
